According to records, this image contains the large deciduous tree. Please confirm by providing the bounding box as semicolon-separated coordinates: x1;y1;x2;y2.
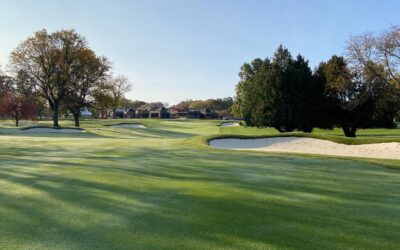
319;56;362;137
346;26;400;122
64;49;110;127
319;56;396;137
91;76;132;119
108;75;132;118
10;29;91;128
346;26;400;94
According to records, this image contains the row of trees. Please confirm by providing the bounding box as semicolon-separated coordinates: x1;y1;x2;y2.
0;29;132;127
234;26;400;137
173;98;234;116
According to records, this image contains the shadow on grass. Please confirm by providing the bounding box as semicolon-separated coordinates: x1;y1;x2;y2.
142;128;198;138
0;145;400;248
356;133;400;138
0;127;106;139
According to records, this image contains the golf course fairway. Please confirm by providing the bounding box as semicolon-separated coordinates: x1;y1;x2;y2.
0;119;399;249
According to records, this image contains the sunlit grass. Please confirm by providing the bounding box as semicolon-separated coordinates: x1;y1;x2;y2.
0;119;399;249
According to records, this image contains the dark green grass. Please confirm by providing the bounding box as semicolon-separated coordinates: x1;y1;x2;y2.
0;119;399;249
219;125;400;144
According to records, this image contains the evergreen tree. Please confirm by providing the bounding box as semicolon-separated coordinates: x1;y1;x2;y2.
234;45;325;132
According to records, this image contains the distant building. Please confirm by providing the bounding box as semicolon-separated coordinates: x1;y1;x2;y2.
114;108;126;118
200;108;218;119
150;107;170;119
169;108;187;119
187;110;203;119
127;108;137;118
97;109;113;119
135;109;150;118
80;108;92;118
112;105;226;120
169;108;179;119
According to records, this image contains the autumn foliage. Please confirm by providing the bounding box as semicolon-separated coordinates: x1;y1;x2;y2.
0;92;36;126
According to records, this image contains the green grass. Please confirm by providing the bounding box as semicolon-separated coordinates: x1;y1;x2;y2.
0;119;399;249
219;126;400;144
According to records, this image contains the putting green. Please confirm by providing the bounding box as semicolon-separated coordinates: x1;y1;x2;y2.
0;119;399;249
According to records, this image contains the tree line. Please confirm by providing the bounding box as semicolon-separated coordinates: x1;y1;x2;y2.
0;29;132;127
234;25;400;137
0;29;236;126
172;97;234;117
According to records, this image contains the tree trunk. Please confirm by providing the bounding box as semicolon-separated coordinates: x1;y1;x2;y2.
73;113;80;127
53;102;60;128
15;118;19;127
342;126;357;137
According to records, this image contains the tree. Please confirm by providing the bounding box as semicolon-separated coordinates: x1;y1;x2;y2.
346;27;400;123
139;102;164;110
234;58;271;127
172;100;192;111
173;98;234;116
319;56;385;137
373;27;400;93
64;49;110;127
13;70;50;120
0;73;38;126
361;61;398;128
92;81;114;119
121;99;145;109
234;45;322;132
10;29;91;128
0;75;14;96
0;90;36;127
108;75;132;118
291;55;325;132
346;26;400;95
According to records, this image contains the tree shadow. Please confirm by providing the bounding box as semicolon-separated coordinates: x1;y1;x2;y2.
0;127;107;139
0;143;400;249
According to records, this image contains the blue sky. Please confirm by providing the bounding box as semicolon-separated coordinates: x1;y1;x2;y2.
0;0;399;104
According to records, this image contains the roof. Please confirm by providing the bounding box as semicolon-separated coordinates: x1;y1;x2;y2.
81;108;92;116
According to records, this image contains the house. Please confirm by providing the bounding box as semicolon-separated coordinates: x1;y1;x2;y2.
66;108;92;119
169;108;179;119
200;108;218;119
177;111;188;118
187;110;203;119
114;108;126;118
135;109;150;118
98;109;113;119
80;108;92;118
127;108;137;118
150;107;170;119
169;108;188;119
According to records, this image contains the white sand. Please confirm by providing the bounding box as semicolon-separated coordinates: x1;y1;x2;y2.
23;128;84;133
220;122;240;127
210;137;400;160
111;124;146;129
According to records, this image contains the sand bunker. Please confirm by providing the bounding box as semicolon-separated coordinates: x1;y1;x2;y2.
111;124;146;129
220;122;240;127
210;137;400;160
23;128;84;133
